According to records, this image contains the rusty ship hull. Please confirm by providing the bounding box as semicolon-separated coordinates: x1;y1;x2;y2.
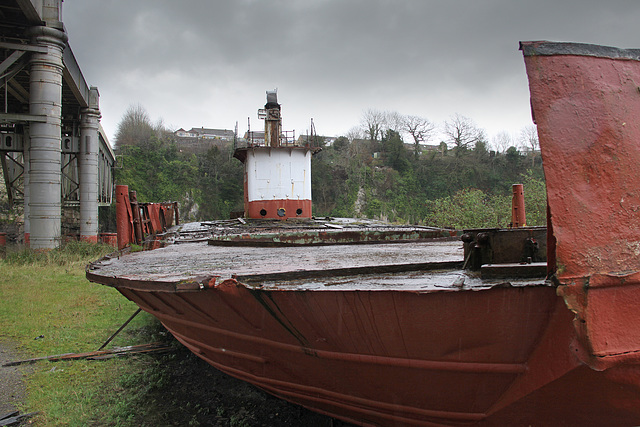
86;41;640;426
86;250;640;426
86;227;640;427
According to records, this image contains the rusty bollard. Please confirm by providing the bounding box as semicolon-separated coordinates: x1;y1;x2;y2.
115;185;131;250
511;184;526;228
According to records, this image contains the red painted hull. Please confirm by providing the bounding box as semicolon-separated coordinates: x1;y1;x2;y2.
104;279;640;426
84;227;640;426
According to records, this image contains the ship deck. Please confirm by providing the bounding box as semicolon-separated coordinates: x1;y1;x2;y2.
88;221;549;292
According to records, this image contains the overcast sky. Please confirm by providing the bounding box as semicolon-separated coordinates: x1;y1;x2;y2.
62;0;640;147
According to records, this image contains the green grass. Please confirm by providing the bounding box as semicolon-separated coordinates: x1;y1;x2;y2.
0;241;159;425
0;241;341;426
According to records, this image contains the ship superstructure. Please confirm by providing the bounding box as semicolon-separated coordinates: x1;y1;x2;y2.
233;90;319;220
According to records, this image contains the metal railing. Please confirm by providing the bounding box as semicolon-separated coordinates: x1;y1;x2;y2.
235;130;322;150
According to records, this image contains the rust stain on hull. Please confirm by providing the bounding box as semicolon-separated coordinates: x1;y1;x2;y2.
522;41;640;369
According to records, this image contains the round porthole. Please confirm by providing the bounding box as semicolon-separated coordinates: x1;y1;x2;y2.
260;209;267;217
296;208;303;216
277;208;286;217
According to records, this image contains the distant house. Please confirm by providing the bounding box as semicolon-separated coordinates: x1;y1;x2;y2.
174;127;235;141
174;128;198;138
173;127;236;153
296;135;336;146
422;144;442;152
243;130;265;146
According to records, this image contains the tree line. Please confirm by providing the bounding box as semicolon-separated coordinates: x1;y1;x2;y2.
112;105;546;229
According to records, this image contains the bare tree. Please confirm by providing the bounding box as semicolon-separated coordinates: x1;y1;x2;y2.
403;115;435;158
384;111;404;134
115;104;154;149
360;109;385;142
443;114;485;153
519;125;540;167
345;126;363;143
491;131;514;154
343;126;368;163
519;125;539;152
115;104;172;151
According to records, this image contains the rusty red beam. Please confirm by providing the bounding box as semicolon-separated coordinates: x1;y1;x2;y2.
2;343;172;367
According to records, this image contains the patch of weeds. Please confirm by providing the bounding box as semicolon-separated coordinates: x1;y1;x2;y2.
2;240;114;267
230;411;252;427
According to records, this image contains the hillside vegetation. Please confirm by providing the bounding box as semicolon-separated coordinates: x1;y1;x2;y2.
113;105;546;229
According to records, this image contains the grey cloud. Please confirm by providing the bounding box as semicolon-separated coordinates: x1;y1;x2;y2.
63;0;640;142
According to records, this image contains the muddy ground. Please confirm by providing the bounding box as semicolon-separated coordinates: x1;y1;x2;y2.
143;329;356;426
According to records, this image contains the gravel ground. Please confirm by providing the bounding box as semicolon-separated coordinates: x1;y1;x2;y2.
0;341;27;415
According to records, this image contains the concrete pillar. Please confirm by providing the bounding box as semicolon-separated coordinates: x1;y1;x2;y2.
23;131;30;246
26;26;67;249
78;87;101;243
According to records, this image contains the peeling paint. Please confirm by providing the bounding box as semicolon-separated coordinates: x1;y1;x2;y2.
523;41;640;370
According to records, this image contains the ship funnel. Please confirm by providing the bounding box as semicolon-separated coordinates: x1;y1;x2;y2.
266;89;278;108
264;90;281;148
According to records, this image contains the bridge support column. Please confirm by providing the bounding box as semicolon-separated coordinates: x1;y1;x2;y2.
23;133;30;246
26;26;67;249
78;88;101;243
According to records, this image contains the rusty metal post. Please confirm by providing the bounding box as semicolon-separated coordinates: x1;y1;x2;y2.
174;201;180;225
129;190;143;244
511;184;526;228
115;185;130;250
97;308;142;351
